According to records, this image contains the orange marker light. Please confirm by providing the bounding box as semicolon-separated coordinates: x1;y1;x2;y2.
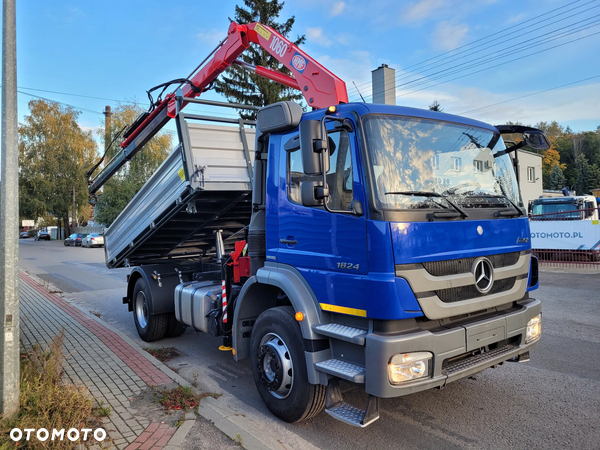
295;311;304;322
327;106;337;114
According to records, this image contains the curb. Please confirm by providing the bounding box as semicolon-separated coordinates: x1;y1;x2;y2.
21;270;279;450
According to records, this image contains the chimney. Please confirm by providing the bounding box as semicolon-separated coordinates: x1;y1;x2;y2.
371;64;396;105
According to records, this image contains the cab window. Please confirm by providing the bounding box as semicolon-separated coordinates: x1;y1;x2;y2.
288;129;353;211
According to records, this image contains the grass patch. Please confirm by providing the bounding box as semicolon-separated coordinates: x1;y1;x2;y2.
157;386;221;411
0;329;107;449
145;347;182;362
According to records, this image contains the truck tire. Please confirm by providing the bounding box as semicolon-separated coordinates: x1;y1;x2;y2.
132;278;168;342
165;313;187;338
250;306;325;423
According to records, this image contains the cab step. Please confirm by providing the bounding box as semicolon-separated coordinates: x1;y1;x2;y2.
313;323;367;345
315;359;365;383
325;379;379;427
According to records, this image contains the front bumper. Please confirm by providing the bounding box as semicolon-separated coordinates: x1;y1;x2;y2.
365;298;541;398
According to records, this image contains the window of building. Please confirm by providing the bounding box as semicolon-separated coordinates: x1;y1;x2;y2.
527;166;535;182
452;157;461;171
430;154;439;170
473;160;483;173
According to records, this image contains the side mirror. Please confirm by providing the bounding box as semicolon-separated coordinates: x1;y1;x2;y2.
301;180;328;207
299;120;329;175
523;131;551;150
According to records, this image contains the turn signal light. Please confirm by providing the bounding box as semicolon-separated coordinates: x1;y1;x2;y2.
295;311;304;322
327;106;337;114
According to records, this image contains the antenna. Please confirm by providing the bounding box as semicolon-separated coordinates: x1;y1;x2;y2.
352;81;366;103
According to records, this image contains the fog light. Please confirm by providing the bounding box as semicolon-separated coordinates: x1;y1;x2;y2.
388;352;432;384
526;314;542;343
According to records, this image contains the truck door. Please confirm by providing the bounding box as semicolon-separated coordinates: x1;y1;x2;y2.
277;125;369;311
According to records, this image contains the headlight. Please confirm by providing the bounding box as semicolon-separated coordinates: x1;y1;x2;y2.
525;314;542;343
388;352;432;384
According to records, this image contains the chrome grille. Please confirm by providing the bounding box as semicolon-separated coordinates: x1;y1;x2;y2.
436;277;517;303
422;252;521;276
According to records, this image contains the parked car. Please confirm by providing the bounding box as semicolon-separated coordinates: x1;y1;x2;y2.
35;230;51;241
81;233;104;248
19;231;30;239
64;233;88;247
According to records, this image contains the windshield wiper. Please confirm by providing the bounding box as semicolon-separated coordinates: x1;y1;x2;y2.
472;193;524;217
385;191;469;220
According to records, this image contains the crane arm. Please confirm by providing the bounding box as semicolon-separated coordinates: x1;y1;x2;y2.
88;21;347;197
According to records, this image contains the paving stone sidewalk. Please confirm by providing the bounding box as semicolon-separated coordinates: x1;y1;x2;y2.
18;272;179;449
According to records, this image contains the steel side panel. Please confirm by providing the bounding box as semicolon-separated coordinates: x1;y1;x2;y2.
105;147;188;265
104;121;255;267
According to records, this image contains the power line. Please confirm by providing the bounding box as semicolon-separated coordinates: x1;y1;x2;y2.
395;29;600;100
391;18;600;95
456;74;600;115
388;13;600;93
351;26;600;103
16;90;104;116
348;0;595;96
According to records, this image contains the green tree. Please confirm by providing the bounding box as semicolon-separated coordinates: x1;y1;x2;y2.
573;153;600;195
19;100;97;236
92;104;172;227
214;0;305;119
548;163;567;190
428;100;443;112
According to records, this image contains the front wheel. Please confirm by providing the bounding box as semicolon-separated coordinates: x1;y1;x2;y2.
250;306;325;423
132;278;168;342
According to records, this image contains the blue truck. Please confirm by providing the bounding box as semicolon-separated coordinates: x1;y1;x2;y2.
89;22;547;427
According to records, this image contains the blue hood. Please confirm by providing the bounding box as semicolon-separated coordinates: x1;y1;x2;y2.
390;217;531;264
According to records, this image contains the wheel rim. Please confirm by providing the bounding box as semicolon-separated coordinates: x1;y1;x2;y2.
135;291;149;329
257;332;293;399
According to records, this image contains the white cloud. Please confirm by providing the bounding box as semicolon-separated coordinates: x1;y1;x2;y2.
404;0;447;21
432;22;469;51
197;29;225;48
331;2;346;17
506;13;526;24
306;27;333;47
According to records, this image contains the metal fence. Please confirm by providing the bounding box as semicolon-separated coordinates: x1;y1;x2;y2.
72;226;105;234
530;206;599;221
533;249;600;269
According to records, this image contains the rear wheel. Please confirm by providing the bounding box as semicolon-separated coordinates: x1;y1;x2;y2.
165;313;187;338
132;278;168;342
250;306;325;423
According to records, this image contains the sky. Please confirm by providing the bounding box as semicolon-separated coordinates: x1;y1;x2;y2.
2;0;600;151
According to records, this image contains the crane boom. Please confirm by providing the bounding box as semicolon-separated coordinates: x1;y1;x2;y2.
88;21;348;197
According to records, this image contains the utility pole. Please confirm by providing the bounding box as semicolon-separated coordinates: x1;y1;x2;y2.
72;186;77;228
104;105;112;155
0;0;20;417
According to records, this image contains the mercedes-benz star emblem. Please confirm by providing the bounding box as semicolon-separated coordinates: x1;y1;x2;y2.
473;258;494;294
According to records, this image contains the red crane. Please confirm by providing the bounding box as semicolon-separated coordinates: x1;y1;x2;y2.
88;22;348;196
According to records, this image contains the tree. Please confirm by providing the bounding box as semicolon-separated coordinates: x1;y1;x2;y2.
573;153;600;195
19;100;97;236
214;0;305;119
92;104;172;227
548;163;567;190
428;100;443;112
541;148;565;189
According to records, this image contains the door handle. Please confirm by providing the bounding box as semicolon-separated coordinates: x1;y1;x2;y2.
280;238;298;245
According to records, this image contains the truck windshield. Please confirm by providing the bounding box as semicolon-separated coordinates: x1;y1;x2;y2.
532;201;584;219
363;114;522;211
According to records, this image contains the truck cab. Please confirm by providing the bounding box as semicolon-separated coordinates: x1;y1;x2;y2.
531;195;599;221
231;101;542;425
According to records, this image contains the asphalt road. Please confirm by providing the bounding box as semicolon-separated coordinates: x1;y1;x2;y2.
19;239;600;449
